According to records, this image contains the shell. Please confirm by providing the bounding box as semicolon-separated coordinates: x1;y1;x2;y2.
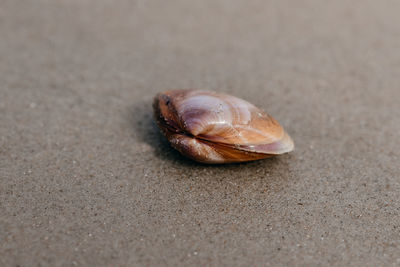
153;89;294;163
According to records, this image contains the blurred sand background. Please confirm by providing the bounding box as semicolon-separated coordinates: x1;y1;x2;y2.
1;0;400;266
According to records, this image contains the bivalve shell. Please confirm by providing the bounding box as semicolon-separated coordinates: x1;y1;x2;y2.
153;89;294;163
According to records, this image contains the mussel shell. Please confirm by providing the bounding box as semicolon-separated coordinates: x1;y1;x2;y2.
153;89;294;163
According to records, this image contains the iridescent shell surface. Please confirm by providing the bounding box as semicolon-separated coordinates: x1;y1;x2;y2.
153;89;294;163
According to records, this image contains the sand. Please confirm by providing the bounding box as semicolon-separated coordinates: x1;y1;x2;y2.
1;0;400;266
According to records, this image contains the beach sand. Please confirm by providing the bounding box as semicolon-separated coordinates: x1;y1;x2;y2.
1;0;399;265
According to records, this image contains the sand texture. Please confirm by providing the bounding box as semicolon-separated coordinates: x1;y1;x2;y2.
1;0;400;266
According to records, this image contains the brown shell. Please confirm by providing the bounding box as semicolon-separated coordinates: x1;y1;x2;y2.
153;89;294;163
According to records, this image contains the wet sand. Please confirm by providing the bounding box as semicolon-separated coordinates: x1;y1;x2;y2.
1;0;400;266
